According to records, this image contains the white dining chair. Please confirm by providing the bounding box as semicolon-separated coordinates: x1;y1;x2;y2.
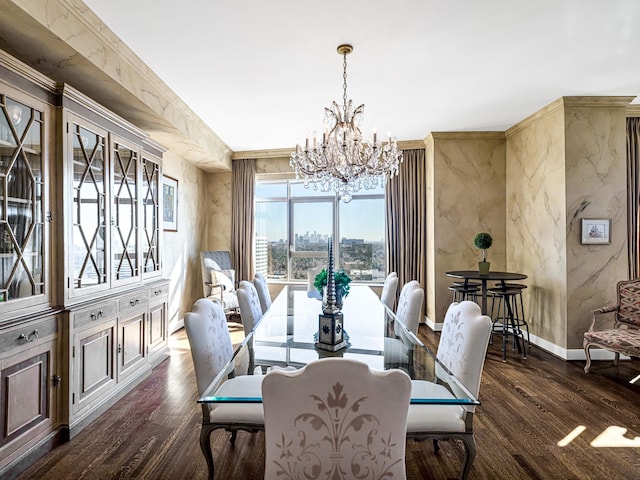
381;271;399;310
237;280;264;336
396;280;424;334
306;265;323;300
262;358;412;480
184;298;264;480
406;300;492;480
253;272;271;314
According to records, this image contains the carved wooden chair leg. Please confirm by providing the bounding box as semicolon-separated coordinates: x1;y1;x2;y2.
199;426;215;480
459;435;477;480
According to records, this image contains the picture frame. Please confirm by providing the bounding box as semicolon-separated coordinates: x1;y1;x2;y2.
163;175;178;232
581;218;610;245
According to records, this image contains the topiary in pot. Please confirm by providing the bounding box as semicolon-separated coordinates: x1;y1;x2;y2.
474;232;493;274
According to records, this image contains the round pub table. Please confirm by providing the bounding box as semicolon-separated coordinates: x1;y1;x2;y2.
445;270;528;316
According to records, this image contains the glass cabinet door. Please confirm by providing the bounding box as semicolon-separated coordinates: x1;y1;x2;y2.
70;120;108;290
112;139;139;282
0;95;44;302
141;155;160;277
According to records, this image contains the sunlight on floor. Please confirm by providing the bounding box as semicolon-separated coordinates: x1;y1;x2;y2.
557;426;586;446
630;373;640;384
591;426;640;447
558;425;640;447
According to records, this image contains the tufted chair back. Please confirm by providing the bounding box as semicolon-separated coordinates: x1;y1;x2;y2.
237;280;264;336
253;272;272;314
616;279;640;328
396;280;424;334
381;271;399;310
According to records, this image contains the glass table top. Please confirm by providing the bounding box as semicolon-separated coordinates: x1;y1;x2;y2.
198;285;478;406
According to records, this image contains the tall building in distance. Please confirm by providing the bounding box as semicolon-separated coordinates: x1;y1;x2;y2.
255;235;268;276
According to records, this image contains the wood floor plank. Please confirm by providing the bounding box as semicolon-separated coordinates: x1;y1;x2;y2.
13;325;640;480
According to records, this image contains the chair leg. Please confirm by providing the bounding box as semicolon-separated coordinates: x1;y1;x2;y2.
460;435;477;480
230;430;238;445
200;425;216;480
432;438;440;453
614;351;620;366
584;343;592;373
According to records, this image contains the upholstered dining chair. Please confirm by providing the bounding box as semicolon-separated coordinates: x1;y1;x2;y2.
396;280;424;334
200;251;240;319
262;358;412;480
306;265;323;300
253;272;271;314
237;280;264;336
184;298;264;480
406;301;492;480
381;271;399;310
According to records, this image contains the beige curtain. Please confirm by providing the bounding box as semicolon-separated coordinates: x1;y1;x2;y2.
385;148;427;315
628;117;640;279
231;159;256;282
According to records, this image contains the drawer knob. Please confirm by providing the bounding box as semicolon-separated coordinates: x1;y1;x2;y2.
18;329;39;343
129;298;139;306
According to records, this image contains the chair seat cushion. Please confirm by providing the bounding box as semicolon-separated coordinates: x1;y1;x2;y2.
207;291;239;311
406;380;466;433
584;328;640;357
208;375;264;424
406;404;466;433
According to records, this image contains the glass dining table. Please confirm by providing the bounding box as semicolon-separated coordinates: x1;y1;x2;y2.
197;285;478;478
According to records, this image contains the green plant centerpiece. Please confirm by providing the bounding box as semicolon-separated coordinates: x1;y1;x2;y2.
314;268;352;308
474;232;493;274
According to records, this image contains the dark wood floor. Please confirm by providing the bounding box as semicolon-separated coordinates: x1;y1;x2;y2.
16;324;640;480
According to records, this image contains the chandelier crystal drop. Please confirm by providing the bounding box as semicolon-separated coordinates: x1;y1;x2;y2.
290;44;403;203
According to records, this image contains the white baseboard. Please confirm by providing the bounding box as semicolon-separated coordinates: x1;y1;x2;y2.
423;321;628;362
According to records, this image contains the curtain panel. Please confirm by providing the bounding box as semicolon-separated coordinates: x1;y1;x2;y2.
628;117;640;279
385;148;427;316
231;159;256;282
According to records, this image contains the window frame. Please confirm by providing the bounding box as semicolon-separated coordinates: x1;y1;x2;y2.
255;179;386;284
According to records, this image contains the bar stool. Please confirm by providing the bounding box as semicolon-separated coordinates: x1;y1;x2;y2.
488;285;530;362
448;283;480;303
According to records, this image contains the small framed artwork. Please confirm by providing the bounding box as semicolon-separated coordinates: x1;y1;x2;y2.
581;218;610;245
163;175;178;232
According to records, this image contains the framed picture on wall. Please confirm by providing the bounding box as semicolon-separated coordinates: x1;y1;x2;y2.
581;218;610;245
163;175;178;232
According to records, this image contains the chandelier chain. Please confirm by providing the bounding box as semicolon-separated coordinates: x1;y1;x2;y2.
342;51;348;119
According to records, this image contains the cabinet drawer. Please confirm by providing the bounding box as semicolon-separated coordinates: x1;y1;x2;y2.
72;301;118;330
149;284;167;301
118;292;149;314
0;317;58;356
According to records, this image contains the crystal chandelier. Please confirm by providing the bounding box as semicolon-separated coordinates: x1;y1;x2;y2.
290;44;403;203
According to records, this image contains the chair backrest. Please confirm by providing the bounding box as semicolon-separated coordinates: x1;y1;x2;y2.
616;278;640;328
183;298;233;396
381;271;399;310
306;265;323;299
437;301;492;409
237;280;264;336
262;358;411;480
396;280;424;334
200;251;234;296
253;272;271;314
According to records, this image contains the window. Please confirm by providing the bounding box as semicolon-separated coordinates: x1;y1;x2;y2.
255;180;386;283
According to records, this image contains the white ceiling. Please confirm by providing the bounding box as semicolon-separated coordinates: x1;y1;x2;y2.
83;0;640;153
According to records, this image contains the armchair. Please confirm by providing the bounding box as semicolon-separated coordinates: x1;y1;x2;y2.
200;251;240;318
584;278;640;373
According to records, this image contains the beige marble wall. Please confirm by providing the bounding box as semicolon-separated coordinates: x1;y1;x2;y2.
506;101;568;346
162;151;209;332
427;132;506;324
506;97;631;350
564;98;630;349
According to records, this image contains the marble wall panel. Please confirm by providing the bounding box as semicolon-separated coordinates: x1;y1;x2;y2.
506;103;567;347
429;132;506;324
564;101;629;349
162;151;209;332
205;172;233;251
